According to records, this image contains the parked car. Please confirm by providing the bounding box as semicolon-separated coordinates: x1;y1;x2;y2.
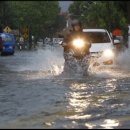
0;32;16;55
83;29;120;66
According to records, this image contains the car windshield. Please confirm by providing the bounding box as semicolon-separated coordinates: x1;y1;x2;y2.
0;34;13;42
86;32;111;43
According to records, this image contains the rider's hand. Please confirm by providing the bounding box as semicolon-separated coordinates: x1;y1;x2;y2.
62;42;67;47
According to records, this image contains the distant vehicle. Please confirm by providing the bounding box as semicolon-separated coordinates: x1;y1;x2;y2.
0;32;16;55
83;29;120;66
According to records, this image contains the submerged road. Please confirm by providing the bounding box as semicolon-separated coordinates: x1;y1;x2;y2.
0;47;130;128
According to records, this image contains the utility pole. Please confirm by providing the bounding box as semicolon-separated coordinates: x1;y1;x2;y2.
63;13;72;37
66;13;72;30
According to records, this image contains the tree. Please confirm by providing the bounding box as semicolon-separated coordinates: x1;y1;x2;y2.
7;1;60;48
69;1;128;33
113;1;127;18
0;1;14;30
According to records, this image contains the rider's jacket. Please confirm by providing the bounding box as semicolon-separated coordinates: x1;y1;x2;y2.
63;30;91;54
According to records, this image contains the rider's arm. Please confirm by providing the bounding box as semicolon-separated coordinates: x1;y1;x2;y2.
62;33;71;47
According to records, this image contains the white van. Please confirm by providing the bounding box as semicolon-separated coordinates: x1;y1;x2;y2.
83;29;119;66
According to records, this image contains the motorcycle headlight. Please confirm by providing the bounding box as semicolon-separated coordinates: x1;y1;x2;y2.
103;49;114;58
72;38;85;49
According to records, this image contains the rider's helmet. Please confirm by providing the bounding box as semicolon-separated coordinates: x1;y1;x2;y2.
71;19;82;29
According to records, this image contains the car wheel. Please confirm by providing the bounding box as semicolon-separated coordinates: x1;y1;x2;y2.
11;51;15;55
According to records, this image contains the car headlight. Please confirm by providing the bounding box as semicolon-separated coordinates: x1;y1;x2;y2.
72;38;85;49
103;49;114;58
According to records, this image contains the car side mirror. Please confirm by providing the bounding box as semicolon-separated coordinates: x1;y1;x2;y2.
113;39;120;45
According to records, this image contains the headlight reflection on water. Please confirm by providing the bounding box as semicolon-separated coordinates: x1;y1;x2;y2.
65;80;121;128
66;82;91;119
85;119;119;129
101;119;119;129
68;92;90;113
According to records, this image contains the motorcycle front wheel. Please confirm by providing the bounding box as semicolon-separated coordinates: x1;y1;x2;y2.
63;52;90;75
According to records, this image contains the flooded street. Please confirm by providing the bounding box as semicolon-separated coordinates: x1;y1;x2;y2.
0;46;130;129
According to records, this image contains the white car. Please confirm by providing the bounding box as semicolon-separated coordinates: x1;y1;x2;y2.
83;29;119;66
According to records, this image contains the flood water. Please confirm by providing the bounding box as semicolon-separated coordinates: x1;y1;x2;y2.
0;46;130;129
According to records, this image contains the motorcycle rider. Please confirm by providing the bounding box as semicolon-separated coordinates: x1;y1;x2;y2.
19;36;24;50
62;19;91;74
62;19;91;55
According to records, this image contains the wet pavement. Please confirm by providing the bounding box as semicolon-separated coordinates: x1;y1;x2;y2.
0;47;130;128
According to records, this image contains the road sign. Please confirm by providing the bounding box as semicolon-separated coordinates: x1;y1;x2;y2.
23;33;29;40
21;27;29;40
3;26;12;33
22;28;29;34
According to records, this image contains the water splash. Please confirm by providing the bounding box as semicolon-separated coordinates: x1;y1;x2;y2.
15;46;65;75
116;49;130;70
4;44;130;79
87;46;130;79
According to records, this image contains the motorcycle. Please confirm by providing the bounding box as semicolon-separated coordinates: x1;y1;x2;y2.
17;42;28;51
59;38;91;75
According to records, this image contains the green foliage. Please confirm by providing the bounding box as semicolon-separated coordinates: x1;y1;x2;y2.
0;1;64;40
10;1;60;38
69;1;128;33
0;1;14;28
